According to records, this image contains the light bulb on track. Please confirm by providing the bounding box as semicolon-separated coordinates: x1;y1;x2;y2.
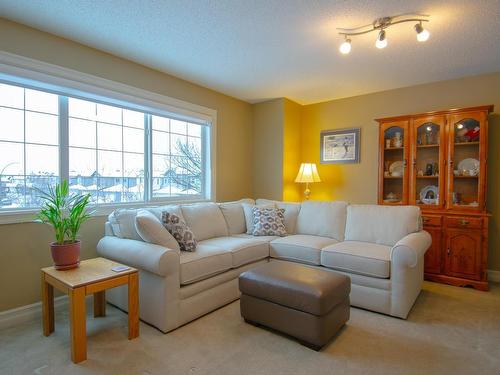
339;38;352;54
415;22;430;42
376;29;387;49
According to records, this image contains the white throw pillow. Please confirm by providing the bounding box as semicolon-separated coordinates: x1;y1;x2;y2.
135;209;180;252
108;205;184;240
219;198;255;234
242;202;275;234
108;208;142;240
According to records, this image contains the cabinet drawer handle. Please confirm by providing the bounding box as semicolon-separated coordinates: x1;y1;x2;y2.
447;248;450;256
460;219;470;226
423;217;430;223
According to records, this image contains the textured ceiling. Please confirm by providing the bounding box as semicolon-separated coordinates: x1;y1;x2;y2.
1;0;500;104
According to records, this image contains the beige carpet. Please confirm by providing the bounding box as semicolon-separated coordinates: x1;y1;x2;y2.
1;281;499;375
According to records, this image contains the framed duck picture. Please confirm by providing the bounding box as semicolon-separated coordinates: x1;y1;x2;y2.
320;128;361;164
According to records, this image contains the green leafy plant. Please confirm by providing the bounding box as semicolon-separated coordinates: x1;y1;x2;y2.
36;180;93;244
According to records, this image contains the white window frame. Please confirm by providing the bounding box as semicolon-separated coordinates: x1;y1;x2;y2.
0;51;217;224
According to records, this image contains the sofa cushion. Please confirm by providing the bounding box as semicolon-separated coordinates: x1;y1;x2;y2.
219;198;255;235
108;208;143;240
242;202;275;234
233;233;279;242
345;205;421;246
295;201;348;241
200;236;269;268
252;207;287;236
135;209;180;252
270;234;338;265
181;202;228;241
180;244;232;285
321;241;391;278
147;205;184;222
256;199;301;234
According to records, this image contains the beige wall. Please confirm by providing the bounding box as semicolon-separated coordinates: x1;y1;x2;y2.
301;72;500;272
283;99;302;202
0;19;254;312
0;217;106;311
253;98;284;200
252;98;302;201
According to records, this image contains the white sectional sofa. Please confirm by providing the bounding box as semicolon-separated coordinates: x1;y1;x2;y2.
97;199;431;332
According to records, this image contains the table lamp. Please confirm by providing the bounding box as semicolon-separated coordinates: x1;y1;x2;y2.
295;163;321;200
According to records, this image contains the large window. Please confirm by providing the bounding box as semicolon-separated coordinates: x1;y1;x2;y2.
0;81;211;211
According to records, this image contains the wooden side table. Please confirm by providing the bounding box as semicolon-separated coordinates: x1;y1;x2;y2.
41;257;139;363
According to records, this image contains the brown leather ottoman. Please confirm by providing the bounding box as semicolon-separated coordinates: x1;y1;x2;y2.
239;261;350;351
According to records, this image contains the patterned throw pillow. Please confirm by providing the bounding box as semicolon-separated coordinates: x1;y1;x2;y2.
252;207;287;236
161;212;197;252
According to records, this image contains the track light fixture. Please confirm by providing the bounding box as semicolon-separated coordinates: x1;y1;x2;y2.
337;14;430;54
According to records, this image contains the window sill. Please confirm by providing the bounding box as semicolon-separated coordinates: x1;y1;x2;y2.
0;198;212;225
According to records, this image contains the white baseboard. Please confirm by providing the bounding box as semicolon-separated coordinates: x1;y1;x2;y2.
0;296;68;331
488;269;500;283
0;295;97;331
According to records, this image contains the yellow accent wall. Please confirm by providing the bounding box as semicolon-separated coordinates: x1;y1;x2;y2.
0;18;254;312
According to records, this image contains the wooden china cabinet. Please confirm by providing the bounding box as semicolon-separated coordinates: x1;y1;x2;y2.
376;105;493;291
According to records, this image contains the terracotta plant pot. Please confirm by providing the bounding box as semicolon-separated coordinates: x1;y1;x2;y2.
50;240;81;270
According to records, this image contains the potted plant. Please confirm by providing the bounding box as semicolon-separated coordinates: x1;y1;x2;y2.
36;180;93;270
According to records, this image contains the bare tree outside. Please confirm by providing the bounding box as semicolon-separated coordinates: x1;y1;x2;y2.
169;139;202;193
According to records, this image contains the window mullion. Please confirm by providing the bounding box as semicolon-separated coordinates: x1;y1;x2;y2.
144;114;152;202
22;88;27;207
202;123;210;199
58;96;69;183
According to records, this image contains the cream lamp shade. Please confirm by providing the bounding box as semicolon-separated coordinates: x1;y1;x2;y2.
295;163;321;199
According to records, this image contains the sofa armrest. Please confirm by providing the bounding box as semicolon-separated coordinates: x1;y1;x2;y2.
391;231;432;268
97;236;180;277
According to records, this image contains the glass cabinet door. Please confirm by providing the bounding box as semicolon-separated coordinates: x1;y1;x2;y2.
448;112;486;210
411;116;445;208
380;121;409;205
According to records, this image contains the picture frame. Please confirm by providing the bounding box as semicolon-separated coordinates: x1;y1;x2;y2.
320;128;361;164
